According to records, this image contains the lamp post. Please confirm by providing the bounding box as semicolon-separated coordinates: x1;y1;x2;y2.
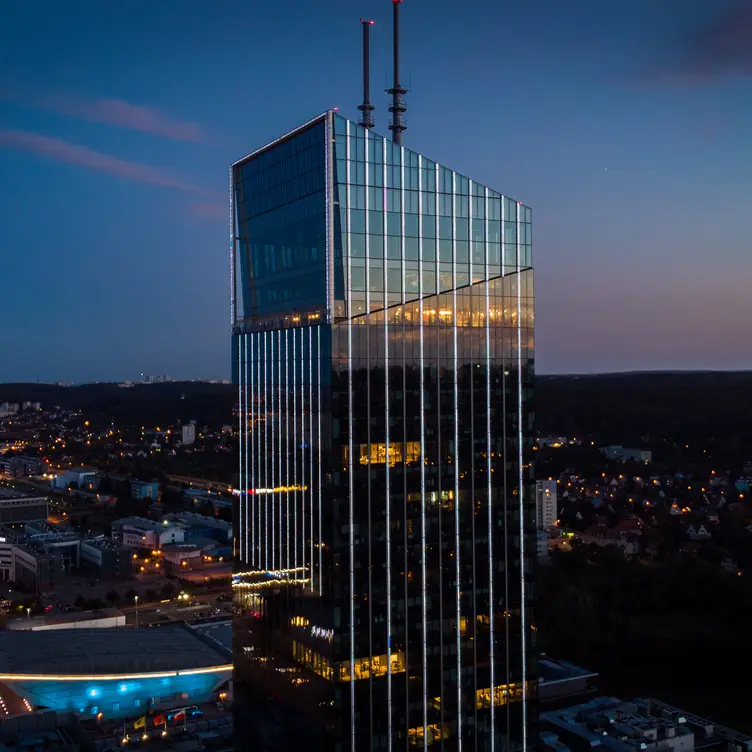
134;595;139;627
26;607;30;620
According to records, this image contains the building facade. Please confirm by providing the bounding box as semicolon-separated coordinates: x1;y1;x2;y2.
535;480;557;532
232;111;535;751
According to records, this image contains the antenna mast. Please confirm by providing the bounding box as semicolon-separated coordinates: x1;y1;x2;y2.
387;0;407;144
358;19;376;129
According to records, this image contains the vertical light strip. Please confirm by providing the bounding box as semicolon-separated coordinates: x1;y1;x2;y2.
346;119;356;750
435;163;443;738
238;334;244;564
400;143;408;742
245;335;250;566
251;332;256;567
383;134;393;752
286;328;291;572
293;328;298;573
452;168;462;750
317;324;323;596
229;166;235;329
485;187;495;748
516;201;527;750
257;331;262;568
325;112;334;321
264;331;269;571
278;329;283;572
417;153;428;749
301;325;307;580
309;324;314;592
271;331;276;570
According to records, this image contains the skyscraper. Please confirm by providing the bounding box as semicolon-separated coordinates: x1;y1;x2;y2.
231;110;535;751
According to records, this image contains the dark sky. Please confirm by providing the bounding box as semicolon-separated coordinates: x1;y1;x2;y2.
1;0;751;382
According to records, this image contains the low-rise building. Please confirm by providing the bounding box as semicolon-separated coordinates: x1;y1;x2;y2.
161;542;204;573
0;489;48;524
80;537;132;580
541;696;752;752
112;517;184;550
130;479;159;500
162;511;232;544
51;467;99;490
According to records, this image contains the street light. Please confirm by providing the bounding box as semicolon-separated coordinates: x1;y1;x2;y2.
134;595;139;627
26;607;30;620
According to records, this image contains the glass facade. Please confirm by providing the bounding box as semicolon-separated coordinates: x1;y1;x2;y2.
232;111;536;751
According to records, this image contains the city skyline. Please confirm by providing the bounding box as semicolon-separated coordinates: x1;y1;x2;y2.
2;0;752;382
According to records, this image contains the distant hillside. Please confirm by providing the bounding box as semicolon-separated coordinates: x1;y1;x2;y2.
0;382;235;427
3;372;751;459
536;371;752;461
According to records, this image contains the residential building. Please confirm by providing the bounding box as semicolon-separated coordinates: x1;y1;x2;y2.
536;479;557;531
599;446;652;464
182;423;197;445
231;110;535;749
0;455;46;478
130;479;159;500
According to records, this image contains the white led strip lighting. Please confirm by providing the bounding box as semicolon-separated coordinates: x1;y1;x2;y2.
278;329;283;571
417;152;428;749
452;168;462;750
301;326;307;583
317;324;323;596
516;200;528;750
346;119;356;748
286;328;291;571
485;186;496;748
264;331;269;571
271;332;276;570
238;335;244;563
309;324;314;592
383;134;393;752
293;329;298;573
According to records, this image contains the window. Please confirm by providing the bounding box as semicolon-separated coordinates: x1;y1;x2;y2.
112;703;120;712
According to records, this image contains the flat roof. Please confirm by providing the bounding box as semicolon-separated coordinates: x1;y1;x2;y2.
0;623;229;676
0;488;46;501
191;620;232;657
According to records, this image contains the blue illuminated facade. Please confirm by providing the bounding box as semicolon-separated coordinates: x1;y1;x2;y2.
5;669;228;720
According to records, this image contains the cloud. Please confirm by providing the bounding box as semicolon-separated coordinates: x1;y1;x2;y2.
1;90;205;142
0;129;217;196
189;202;227;220
645;2;752;84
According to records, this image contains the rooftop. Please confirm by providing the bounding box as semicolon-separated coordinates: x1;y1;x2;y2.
0;623;229;676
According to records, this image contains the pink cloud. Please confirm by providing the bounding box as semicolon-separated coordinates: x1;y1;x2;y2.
189;202;227;220
0;89;205;142
0;129;217;196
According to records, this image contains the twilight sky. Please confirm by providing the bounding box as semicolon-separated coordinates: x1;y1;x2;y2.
1;0;751;382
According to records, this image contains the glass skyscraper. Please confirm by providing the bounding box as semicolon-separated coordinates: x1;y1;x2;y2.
231;110;535;751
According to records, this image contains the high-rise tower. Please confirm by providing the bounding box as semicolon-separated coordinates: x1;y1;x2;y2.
230;111;536;751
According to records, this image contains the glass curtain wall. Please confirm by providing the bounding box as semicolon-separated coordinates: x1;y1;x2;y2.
232;111;535;752
331;115;535;751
